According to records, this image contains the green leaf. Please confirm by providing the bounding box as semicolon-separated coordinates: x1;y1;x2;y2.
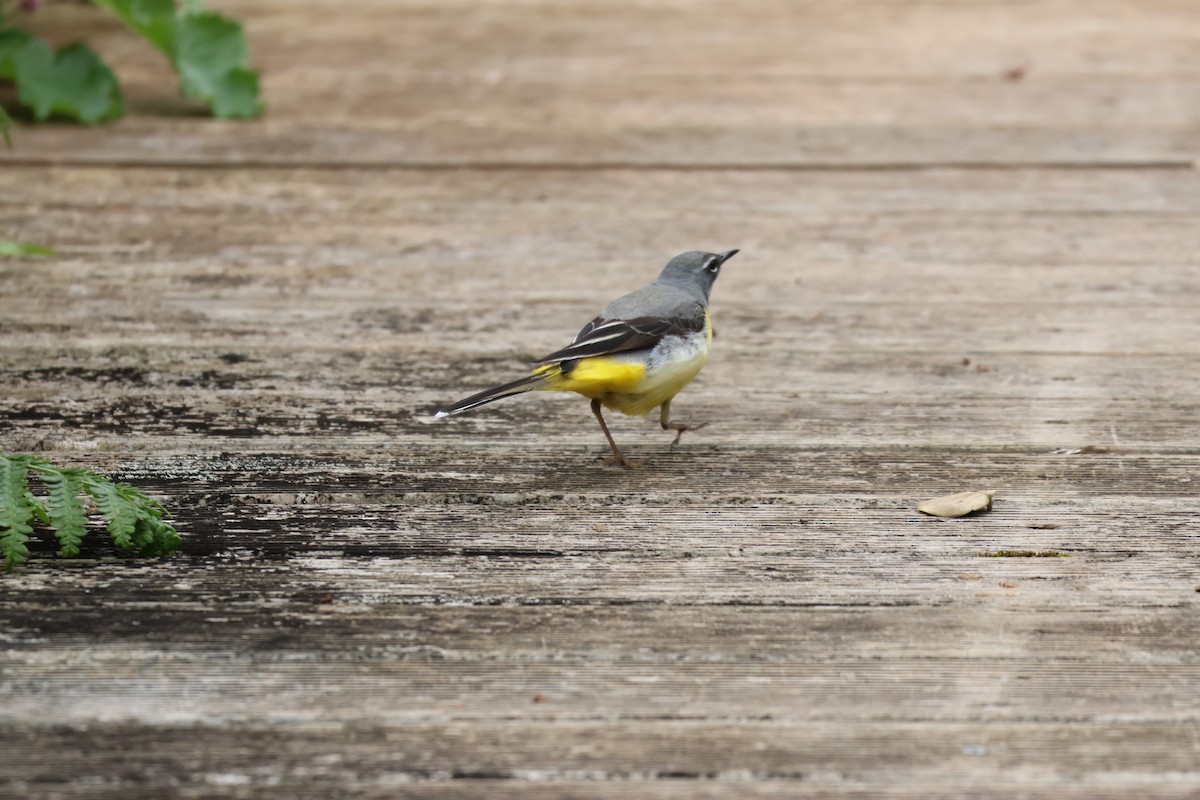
93;0;177;56
41;467;90;557
0;106;13;149
1;454;37;568
0;240;55;257
0;454;181;565
0;28;123;124
25;491;52;526
104;481;180;557
175;11;262;118
85;478;139;550
93;0;262;119
132;515;181;557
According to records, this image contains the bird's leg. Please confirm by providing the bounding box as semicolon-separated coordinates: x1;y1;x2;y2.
592;398;642;468
660;399;706;448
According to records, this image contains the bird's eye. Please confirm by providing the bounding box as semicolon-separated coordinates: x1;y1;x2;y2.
705;258;720;273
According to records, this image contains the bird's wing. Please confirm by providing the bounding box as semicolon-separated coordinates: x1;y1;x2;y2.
536;315;705;365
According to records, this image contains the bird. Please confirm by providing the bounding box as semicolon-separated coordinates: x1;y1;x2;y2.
435;249;738;467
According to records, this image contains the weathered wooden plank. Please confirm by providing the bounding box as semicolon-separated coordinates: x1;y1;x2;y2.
11;654;1199;731
6;167;1199;279
4;167;1198;466
5;785;1193;800
3;0;1199;165
6;603;1198;722
5;526;1194;608
10;603;1198;661
6;167;1200;281
4;719;1199;798
2;377;1198;452
2;86;1199;800
4;434;1194;791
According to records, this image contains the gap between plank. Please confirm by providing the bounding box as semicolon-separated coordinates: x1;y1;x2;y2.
0;158;1196;172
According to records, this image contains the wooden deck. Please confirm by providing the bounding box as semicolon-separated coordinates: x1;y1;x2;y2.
2;1;1198;797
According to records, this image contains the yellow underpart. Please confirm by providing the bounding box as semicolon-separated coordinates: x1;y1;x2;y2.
531;310;713;418
534;357;647;398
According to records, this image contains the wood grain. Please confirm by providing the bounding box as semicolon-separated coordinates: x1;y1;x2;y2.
2;1;1199;797
3;0;1199;166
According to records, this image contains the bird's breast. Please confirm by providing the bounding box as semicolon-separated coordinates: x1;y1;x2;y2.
601;316;711;415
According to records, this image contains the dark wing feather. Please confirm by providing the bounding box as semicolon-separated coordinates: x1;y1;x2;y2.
536;315;705;365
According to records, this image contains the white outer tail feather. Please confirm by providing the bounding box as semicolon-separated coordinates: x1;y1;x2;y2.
436;372;548;417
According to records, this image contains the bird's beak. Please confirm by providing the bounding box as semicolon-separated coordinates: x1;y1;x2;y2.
719;249;740;263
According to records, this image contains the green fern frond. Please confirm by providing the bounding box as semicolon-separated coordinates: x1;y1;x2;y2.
40;466;90;557
133;515;182;557
1;454;37;569
116;481;167;516
26;490;52;526
116;481;181;557
84;478;139;550
0;453;181;567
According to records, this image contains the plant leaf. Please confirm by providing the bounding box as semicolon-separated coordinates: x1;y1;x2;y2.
83;476;181;557
25;491;51;526
0;28;123;124
0;454;37;568
92;0;177;56
0;240;55;257
133;515;181;557
41;466;90;557
175;11;262;118
121;482;181;557
85;478;139;550
0;106;13;149
1;454;181;564
93;0;262;119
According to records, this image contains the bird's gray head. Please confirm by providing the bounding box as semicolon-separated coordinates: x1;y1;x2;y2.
655;249;739;299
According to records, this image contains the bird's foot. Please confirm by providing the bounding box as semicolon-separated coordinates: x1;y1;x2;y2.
664;421;707;448
601;452;645;469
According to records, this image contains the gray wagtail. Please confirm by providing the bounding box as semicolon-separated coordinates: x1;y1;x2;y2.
436;249;737;467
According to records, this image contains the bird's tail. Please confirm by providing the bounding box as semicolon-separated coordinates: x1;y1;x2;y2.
435;370;553;417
